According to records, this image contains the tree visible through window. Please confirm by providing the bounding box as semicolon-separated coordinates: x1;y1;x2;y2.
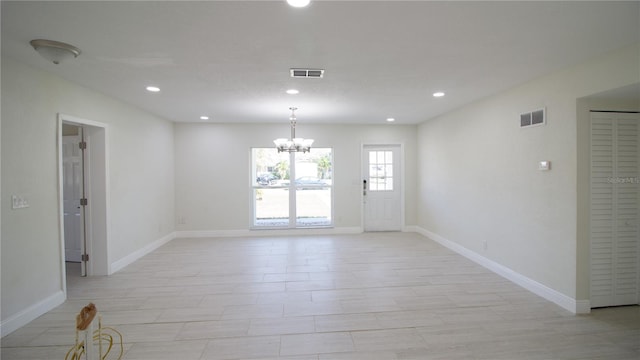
251;148;332;228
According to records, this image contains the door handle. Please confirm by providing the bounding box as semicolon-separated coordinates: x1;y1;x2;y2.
363;179;367;196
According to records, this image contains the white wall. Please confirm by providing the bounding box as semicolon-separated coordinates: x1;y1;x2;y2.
417;44;639;308
1;57;175;334
174;123;417;232
2;39;634;340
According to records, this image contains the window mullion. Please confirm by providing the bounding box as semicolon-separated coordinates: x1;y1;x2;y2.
289;151;296;228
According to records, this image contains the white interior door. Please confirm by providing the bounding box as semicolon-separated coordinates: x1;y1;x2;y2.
63;134;84;264
59;114;109;278
590;111;640;308
363;145;402;231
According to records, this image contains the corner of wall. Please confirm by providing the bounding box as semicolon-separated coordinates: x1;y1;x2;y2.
109;231;176;274
415;226;585;314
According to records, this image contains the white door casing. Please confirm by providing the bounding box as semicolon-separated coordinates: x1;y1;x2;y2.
58;113;109;285
363;145;402;231
590;111;640;308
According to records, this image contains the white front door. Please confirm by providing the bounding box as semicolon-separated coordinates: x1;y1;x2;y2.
363;145;402;231
63;134;84;265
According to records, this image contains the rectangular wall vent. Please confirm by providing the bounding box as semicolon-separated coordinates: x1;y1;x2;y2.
290;68;325;78
520;108;546;128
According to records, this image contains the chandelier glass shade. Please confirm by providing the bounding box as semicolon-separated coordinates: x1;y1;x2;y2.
274;107;314;153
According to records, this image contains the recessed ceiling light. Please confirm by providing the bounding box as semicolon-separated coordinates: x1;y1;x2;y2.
200;116;209;120
386;118;396;122
287;0;310;8
433;91;445;98
286;89;299;95
146;86;160;92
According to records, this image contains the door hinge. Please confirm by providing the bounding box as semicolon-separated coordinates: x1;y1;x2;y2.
80;198;88;206
81;254;89;262
79;141;87;150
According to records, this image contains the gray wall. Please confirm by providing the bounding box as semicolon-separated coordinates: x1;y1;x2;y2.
417;44;639;303
174;123;418;231
1;57;176;334
2;40;637;336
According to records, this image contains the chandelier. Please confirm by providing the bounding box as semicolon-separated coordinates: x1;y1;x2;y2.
274;107;314;153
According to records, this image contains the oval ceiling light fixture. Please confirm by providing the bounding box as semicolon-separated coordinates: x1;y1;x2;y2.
287;0;310;8
200;116;209;120
386;118;396;122
286;89;300;95
30;39;81;65
145;86;161;92
433;91;445;98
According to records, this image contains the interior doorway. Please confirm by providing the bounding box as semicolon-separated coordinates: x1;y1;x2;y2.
62;123;86;276
57;114;109;290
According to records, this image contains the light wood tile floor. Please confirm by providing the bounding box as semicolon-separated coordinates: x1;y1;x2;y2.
2;232;639;359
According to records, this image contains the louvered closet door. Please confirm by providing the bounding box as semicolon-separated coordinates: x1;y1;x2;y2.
590;112;640;308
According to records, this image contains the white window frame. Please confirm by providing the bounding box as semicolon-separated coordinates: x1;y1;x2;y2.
250;148;334;229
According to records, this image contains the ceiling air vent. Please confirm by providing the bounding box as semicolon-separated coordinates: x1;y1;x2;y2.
520;108;546;128
290;68;325;78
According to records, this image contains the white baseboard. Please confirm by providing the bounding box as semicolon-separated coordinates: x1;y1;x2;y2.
403;225;419;233
1;290;66;337
110;231;177;274
415;226;588;314
175;226;363;239
111;227;363;273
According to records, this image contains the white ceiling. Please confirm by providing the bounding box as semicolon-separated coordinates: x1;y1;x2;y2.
2;1;639;124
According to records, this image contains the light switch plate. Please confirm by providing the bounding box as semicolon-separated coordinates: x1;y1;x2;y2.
538;161;551;171
12;194;30;209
